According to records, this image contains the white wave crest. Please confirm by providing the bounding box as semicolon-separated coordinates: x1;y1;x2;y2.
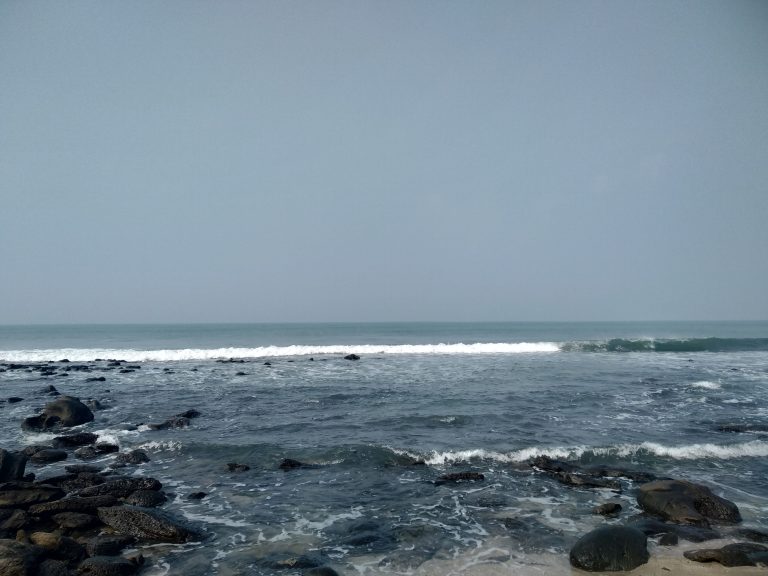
419;440;768;465
0;342;560;363
691;380;721;390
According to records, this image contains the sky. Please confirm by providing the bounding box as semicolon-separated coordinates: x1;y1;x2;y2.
1;0;767;324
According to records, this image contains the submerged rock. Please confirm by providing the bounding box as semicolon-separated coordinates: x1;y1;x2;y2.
684;542;768;567
637;479;741;526
52;432;98;448
627;516;721;542
592;502;622;516
569;526;649;572
434;471;485;485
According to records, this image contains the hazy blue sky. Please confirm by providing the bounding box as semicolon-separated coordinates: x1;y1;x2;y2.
1;1;766;323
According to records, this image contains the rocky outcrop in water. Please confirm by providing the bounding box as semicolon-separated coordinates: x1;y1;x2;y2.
97;505;201;543
569;525;649;571
684;542;768;567
21;396;94;432
636;479;741;526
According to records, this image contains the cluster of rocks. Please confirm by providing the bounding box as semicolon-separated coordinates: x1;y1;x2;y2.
527;456;767;571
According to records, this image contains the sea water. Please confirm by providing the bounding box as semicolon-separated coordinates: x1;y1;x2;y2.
1;322;767;574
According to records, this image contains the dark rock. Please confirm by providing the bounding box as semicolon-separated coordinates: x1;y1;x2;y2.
659;532;679;546
97;505;201;543
279;458;304;470
21;446;49;458
77;555;140;575
0;539;47;575
123;490;167;508
29;531;86;562
52;432;98;448
187;492;207;500
569;525;649;571
29;449;68;464
0;450;27;482
7;397;23;404
716;423;768;433
176;409;201;419
684;542;768;567
582;464;657;483
0;482;64;509
36;558;70;576
227;463;250;472
86;400;105;411
52;511;99;530
39;385;58;395
627;516;721;542
83;535;135;557
530;456;622;490
94;443;119;454
592;502;622;516
304;568;340;576
435;472;485;485
28;495;117;515
43;472;105;493
77;477;161;499
637;479;741;526
147;416;190;430
0;509;29;532
738;528;768;543
64;464;102;474
74;447;98;461
264;552;329;570
344;354;360;360
21;396;94;431
85;376;106;382
113;450;149;466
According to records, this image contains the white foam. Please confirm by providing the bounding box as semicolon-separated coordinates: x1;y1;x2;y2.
0;342;560;362
691;380;721;390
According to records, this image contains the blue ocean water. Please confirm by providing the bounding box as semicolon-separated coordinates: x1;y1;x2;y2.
1;322;767;575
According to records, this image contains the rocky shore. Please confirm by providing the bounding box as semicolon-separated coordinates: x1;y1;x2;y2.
1;360;767;574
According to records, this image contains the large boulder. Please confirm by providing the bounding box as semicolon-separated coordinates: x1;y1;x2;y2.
0;450;27;482
0;539;47;576
97;506;201;543
637;479;741;526
0;482;64;509
569;525;649;571
684;543;768;567
21;396;94;431
77;477;161;499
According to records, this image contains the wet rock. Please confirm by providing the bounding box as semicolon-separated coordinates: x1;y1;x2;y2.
74;447;98;461
94;443;119;455
434;471;485;485
582;464;656;483
21;396;94;432
0;482;65;509
176;409;201;419
738;528;768;543
529;456;622;490
86;400;105;411
21;446;50;458
52;433;98;449
659;532;679;546
227;463;250;472
7;397;23;404
123;490;167;508
627;516;721;542
637;479;741;526
52;511;99;530
29;531;86;563
683;542;768;567
305;568;340;576
569;525;649;571
85;376;106;382
36;558;70;576
0;450;27;482
77;477;161;499
187;492;207;500
43;472;105;493
279;458;305;470
29;449;68;464
28;495;117;516
39;385;59;395
83;535;135;557
0;509;29;533
64;464;102;475
715;423;768;433
592;502;622;516
0;539;47;576
112;450;149;466
344;354;360;360
147;416;190;430
97;505;201;543
77;555;140;575
264;552;330;570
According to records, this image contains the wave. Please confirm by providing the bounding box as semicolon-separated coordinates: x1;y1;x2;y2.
561;337;768;353
0;342;559;362
415;440;768;465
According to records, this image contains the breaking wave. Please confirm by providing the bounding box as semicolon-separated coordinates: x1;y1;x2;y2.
561;337;768;353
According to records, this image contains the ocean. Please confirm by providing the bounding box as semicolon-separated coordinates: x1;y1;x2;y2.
1;321;767;575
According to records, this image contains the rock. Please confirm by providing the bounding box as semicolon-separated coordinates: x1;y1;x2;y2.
74;447;98;460
592;502;622;516
529;456;622;490
147;416;190;430
85;376;106;382
0;539;47;576
264;552;330;570
21;446;49;457
52;432;98;448
7;397;23;404
659;533;679;546
435;472;485;485
112;450;149;466
279;458;305;470
187;492;207;500
176;409;201;419
123;490;167;508
569;525;649;571
29;449;68;464
0;483;65;508
29;531;86;562
64;464;102;474
86;400;105;411
0;450;27;482
44;472;105;493
77;477;161;499
683;542;768;567
83;535;135;557
52;511;99;530
77;555;140;575
97;505;201;543
637;479;741;526
738;528;768;543
227;463;250;472
716;423;768;433
21;396;94;431
344;354;360;360
0;509;29;533
36;558;70;576
305;568;340;576
39;385;58;395
627;516;721;542
28;495;117;515
94;443;119;454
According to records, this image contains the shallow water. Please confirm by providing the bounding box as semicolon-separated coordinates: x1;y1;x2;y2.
1;322;767;574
